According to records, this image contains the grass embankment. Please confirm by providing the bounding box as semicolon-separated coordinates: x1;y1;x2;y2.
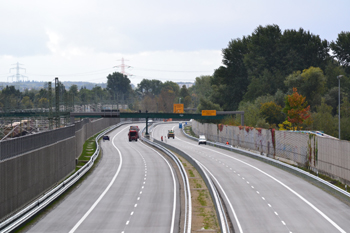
76;134;99;171
178;157;220;232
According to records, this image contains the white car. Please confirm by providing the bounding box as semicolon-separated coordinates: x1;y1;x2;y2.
198;135;207;145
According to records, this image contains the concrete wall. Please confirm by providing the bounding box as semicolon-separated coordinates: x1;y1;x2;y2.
192;120;350;185
0;117;121;221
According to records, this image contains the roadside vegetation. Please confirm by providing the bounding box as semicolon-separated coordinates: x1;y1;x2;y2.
178;155;220;232
76;134;98;170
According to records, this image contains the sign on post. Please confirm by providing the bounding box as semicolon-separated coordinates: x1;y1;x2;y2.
173;104;184;113
202;110;216;116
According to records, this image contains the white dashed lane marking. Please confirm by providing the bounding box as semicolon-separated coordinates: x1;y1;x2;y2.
210;155;292;232
182;137;295;232
121;152;147;232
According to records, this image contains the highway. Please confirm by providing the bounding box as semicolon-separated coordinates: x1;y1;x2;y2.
152;123;350;233
25;123;180;233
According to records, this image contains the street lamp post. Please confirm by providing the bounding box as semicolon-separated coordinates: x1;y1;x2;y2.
337;75;344;139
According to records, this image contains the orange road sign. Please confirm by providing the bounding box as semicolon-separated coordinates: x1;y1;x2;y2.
173;104;184;113
202;110;216;116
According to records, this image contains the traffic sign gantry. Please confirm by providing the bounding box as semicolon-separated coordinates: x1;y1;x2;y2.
173;104;184;113
202;110;216;116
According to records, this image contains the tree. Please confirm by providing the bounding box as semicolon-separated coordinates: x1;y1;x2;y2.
280;28;329;74
106;72;132;100
141;95;157;112
274;89;286;107
38;97;49;108
284;67;326;108
136;79;163;96
311;99;337;136
244;25;282;78
79;87;92;105
158;88;176;113
259;101;284;126
190;75;213;99
324;60;347;89
184;96;192;108
69;84;78;97
243;69;282;101
340;97;350;140
283;88;310;130
0;86;21;110
91;85;109;104
162;81;180;96
330;31;350;73
21;96;34;109
197;97;222;123
180;85;190;98
211;36;250;110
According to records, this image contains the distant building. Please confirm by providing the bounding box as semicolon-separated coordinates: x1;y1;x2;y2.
177;82;194;89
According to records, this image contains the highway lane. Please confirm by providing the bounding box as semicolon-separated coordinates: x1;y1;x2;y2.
152;123;350;233
26;123;179;233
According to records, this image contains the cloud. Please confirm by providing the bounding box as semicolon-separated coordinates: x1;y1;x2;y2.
0;0;349;85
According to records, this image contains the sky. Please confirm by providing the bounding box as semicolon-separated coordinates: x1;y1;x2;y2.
0;0;349;87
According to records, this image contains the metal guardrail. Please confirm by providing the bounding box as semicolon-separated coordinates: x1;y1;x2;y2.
0;121;132;233
146;122;230;233
141;123;192;233
181;123;350;202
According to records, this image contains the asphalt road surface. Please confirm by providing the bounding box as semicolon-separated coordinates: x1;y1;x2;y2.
26;123;180;233
152;122;350;233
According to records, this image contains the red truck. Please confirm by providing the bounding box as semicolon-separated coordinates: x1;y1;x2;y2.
128;126;139;142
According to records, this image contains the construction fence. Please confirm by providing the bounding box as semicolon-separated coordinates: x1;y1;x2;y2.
192;120;350;185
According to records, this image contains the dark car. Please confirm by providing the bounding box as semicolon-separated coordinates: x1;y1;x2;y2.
103;135;110;141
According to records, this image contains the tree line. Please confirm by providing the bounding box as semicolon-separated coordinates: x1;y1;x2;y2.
193;24;350;140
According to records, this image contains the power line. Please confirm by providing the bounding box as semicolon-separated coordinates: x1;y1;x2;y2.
131;67;213;73
26;68;114;77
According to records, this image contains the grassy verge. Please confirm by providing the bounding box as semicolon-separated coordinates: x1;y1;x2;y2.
184;125;197;138
76;134;99;171
178;155;220;233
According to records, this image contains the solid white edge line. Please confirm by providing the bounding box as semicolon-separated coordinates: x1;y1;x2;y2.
178;128;346;233
153;124;192;233
68;126;128;233
197;161;244;233
139;140;177;233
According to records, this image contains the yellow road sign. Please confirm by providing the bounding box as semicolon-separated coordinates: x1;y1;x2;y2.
202;110;216;116
173;104;184;113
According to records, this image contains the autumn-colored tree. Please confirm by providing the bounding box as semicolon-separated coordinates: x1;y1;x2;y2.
283;88;310;130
